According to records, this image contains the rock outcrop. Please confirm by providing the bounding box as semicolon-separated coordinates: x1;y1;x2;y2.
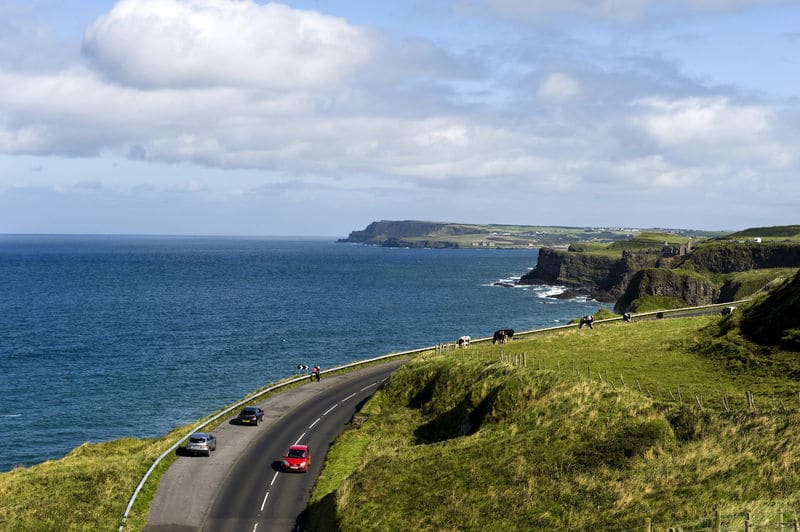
519;231;800;310
340;221;455;245
518;247;662;302
676;242;800;273
614;268;719;313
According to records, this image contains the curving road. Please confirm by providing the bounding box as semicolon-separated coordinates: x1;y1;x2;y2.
144;359;407;532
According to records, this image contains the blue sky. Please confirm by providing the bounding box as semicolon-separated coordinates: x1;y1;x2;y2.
1;0;798;236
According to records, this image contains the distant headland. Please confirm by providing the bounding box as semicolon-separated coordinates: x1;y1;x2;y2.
338;220;725;249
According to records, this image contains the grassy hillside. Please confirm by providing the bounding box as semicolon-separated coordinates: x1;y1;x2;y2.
568;231;696;258
0;431;180;531
727;226;800;240
307;312;800;531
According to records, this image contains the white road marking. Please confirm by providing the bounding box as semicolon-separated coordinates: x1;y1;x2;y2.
254;376;392;523
260;490;270;512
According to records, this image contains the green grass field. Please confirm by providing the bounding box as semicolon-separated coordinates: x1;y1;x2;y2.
307;315;800;531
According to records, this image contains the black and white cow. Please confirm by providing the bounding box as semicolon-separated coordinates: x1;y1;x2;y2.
457;335;471;348
492;329;515;344
578;315;594;329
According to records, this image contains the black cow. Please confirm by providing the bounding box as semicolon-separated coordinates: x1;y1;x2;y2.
493;329;514;344
578;315;594;329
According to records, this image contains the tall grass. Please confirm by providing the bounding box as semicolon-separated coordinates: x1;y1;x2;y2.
307;316;800;530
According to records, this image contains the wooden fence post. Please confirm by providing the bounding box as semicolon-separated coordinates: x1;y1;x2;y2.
714;505;721;532
643;517;651;532
744;510;751;532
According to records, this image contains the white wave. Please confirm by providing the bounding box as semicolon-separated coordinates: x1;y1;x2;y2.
1;414;22;418
528;285;566;298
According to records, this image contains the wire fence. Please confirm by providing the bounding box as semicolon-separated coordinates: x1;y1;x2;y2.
623;508;800;531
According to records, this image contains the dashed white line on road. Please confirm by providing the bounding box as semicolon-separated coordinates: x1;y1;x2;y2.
341;392;357;402
323;404;337;416
270;471;279;486
309;417;321;429
260;490;270;512
294;433;306;445
360;382;379;392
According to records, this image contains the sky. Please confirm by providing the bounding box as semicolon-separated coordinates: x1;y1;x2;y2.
0;0;798;237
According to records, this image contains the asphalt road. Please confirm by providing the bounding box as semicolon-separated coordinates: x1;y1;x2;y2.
144;359;407;532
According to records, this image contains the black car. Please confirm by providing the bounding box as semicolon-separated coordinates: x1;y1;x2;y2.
237;406;265;426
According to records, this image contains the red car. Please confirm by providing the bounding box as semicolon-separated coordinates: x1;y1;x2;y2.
282;445;311;473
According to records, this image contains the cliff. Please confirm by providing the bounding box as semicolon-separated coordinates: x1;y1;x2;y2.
518;247;660;301
517;232;692;301
520;227;800;310
614;268;719;313
340;220;455;245
675;242;800;273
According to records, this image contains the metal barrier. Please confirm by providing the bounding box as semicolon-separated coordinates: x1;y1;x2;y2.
118;346;433;530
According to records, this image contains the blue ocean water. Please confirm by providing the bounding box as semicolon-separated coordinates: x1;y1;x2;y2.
0;235;609;472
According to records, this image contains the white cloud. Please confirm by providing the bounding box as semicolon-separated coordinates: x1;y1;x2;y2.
631;97;794;168
82;0;373;89
537;73;582;102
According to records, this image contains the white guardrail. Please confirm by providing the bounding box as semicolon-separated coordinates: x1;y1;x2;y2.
118;346;433;530
119;299;750;530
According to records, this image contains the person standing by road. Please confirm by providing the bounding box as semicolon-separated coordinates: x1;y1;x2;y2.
311;365;320;382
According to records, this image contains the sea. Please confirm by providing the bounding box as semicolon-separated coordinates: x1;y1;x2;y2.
0;235;610;472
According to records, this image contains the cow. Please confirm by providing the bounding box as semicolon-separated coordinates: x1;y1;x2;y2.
578;315;594;329
493;329;515;344
622;312;631;323
457;335;471;348
721;306;736;316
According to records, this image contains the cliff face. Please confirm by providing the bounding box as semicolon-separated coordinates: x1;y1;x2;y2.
522;239;800;309
677;242;800;273
341;220;451;244
614;268;719;313
518;248;660;300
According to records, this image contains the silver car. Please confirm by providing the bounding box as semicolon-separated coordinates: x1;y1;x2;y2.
185;432;217;456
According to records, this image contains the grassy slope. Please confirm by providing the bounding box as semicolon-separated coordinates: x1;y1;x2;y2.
307;315;800;531
0;432;182;531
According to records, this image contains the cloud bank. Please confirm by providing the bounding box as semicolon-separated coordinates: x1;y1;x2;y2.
0;0;798;234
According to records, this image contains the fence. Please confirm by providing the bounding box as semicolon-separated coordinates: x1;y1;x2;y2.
634;508;800;531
